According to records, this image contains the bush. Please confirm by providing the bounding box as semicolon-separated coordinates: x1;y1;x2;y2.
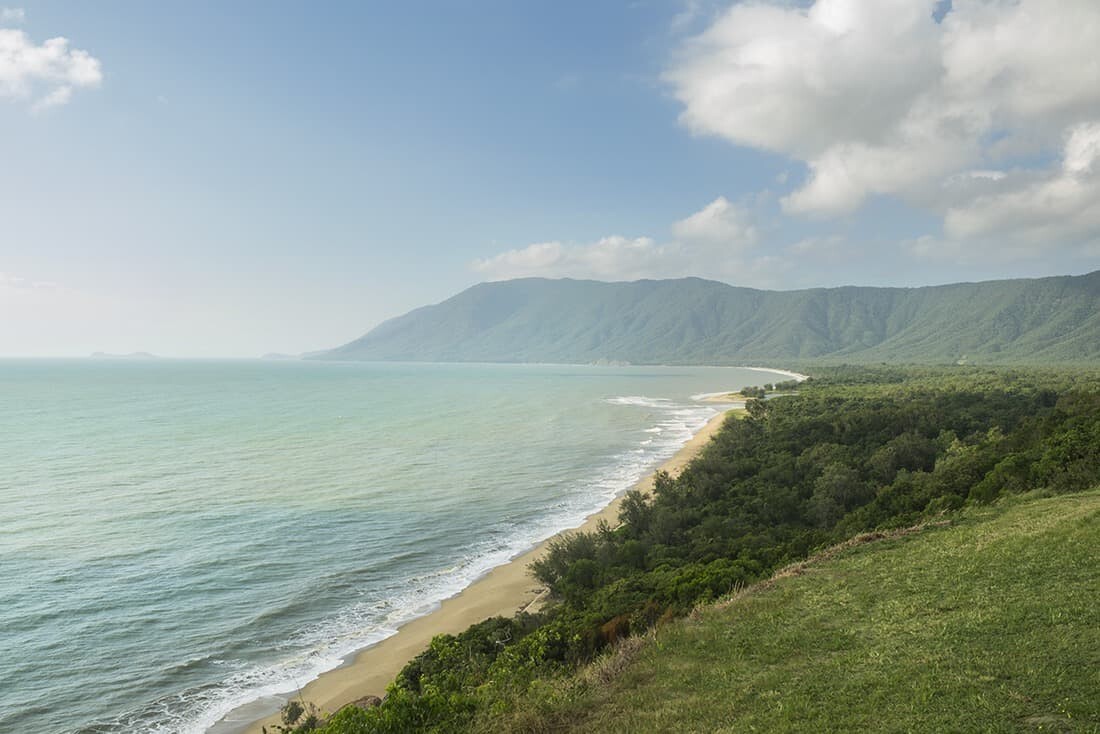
308;365;1100;734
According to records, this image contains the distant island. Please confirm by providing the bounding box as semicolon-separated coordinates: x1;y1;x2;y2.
311;271;1100;366
90;351;160;359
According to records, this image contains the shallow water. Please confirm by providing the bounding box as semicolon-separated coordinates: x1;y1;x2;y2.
0;360;785;733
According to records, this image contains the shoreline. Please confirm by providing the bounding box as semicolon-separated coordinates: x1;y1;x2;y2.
222;403;741;734
742;366;809;383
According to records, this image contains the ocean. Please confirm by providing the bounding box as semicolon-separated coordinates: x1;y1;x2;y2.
0;360;790;733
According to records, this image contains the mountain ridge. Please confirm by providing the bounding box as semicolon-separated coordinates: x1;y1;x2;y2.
313;271;1100;365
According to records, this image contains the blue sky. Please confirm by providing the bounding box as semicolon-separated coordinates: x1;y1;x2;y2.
2;0;1098;356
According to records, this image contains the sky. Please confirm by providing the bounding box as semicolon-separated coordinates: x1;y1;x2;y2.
2;0;1099;357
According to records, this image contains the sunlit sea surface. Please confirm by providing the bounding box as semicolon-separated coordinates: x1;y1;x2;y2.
0;360;788;733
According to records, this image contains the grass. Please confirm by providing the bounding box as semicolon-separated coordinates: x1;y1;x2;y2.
481;491;1100;733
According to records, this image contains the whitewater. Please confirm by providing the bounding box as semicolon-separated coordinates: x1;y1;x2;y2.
0;360;790;733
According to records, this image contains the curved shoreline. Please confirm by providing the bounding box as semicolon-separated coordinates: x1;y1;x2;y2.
742;366;809;383
213;402;740;734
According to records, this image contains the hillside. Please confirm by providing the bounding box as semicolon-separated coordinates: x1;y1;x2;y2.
284;366;1100;734
482;491;1100;733
313;271;1100;365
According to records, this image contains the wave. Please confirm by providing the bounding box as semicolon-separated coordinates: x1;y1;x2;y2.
78;397;719;734
604;396;673;408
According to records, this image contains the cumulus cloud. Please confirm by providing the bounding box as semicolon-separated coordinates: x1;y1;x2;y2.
940;123;1100;256
1;7;24;24
670;195;757;251
0;24;103;111
472;236;670;281
665;0;1100;256
667;0;943;162
30;83;72;112
472;197;766;282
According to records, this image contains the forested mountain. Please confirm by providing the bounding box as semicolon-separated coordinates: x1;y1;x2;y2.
314;271;1100;364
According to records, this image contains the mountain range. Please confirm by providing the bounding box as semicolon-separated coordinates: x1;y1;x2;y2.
312;271;1100;365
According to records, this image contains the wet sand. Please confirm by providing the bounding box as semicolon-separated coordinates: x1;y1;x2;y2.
233;406;739;734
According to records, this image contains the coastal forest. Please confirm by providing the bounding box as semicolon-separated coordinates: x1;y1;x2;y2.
273;365;1100;733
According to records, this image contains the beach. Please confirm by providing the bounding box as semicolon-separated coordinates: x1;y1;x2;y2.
5;361;778;733
230;403;741;734
743;367;809;383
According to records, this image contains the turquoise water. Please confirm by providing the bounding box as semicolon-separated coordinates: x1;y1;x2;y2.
0;360;787;733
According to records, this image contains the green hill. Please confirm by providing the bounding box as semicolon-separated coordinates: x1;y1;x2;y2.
287;366;1100;734
484;491;1100;733
314;271;1100;365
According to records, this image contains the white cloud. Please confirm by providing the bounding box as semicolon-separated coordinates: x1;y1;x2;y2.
667;0;943;161
30;83;72;112
0;27;103;110
472;197;761;282
670;195;757;251
472;236;673;282
1;7;24;24
665;0;1100;257
942;122;1100;254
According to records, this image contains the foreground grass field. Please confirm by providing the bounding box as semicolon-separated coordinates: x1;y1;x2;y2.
304;371;1100;734
488;491;1100;733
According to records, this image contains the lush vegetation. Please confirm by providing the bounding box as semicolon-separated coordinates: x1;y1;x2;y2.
315;272;1100;364
489;491;1100;732
284;366;1100;733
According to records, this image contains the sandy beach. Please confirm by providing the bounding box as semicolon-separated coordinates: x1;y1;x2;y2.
742;366;809;383
230;404;739;734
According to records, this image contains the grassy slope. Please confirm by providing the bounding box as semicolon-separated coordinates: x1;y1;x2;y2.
491;491;1100;733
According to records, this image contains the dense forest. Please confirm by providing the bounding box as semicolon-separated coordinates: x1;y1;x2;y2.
272;365;1100;733
313;272;1100;365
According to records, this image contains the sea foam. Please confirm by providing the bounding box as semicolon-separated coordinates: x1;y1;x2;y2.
0;361;790;734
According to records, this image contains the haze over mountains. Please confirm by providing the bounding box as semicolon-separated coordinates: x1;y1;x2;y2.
313;271;1100;366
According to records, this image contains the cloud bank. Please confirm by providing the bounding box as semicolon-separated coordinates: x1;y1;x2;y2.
666;0;1100;257
0;16;103;111
477;1;1099;285
472;197;774;283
